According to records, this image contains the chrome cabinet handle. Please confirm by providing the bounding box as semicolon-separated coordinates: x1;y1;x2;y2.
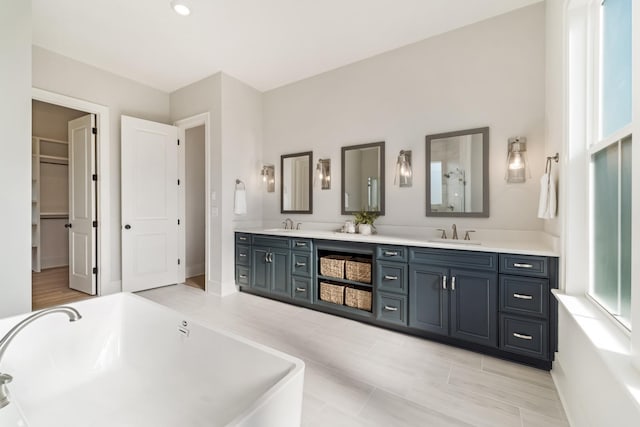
239;236;247;241
513;263;533;269
451;276;456;291
239;253;247;257
513;293;533;300
384;275;398;280
295;242;307;247
295;262;306;267
513;332;533;340
384;251;399;256
239;274;247;279
383;305;398;312
295;287;306;292
442;276;447;290
269;253;274;263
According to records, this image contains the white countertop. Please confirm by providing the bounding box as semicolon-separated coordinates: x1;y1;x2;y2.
235;227;559;257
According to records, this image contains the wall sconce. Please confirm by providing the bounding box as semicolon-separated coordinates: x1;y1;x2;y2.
314;158;331;190
261;165;275;192
505;137;530;183
394;150;413;187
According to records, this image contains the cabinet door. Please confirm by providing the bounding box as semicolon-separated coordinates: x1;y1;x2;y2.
449;268;497;347
409;264;449;336
270;248;291;298
251;247;270;291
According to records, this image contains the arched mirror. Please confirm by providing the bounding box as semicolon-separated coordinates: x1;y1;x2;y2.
426;127;489;217
281;151;313;214
341;141;385;215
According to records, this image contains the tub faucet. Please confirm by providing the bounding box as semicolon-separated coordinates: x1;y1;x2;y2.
0;306;82;409
451;224;458;240
284;218;294;230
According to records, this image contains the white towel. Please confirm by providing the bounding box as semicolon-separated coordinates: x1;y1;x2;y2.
234;189;247;215
537;172;556;219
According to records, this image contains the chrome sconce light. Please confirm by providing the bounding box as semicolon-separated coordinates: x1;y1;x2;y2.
261;165;275;192
314;158;331;190
394;150;413;187
505;137;530;183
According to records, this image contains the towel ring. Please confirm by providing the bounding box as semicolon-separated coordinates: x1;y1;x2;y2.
235;179;245;190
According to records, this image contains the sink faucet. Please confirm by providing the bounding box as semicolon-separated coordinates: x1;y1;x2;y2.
451;224;458;240
0;306;81;409
283;218;294;230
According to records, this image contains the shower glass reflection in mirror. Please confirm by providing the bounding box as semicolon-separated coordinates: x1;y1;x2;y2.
426;127;489;217
281;151;312;213
341;141;385;215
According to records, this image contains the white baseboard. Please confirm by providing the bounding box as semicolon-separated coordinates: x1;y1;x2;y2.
41;256;68;270
186;263;205;278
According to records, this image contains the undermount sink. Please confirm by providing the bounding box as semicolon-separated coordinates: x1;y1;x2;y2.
428;238;482;246
263;228;296;232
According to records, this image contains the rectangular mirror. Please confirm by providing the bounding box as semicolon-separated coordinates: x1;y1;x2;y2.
341;141;385;215
426;127;489;217
281;151;313;213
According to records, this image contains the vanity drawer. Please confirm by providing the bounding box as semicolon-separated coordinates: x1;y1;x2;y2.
376;293;407;326
292;276;313;303
236;266;250;286
376;245;408;262
410;248;497;272
235;233;251;244
235;245;251;266
376;262;407;294
292;252;312;277
500;254;548;278
500;314;548;359
291;238;313;251
500;275;549;318
252;235;290;249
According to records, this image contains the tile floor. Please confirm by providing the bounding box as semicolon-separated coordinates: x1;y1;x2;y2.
139;284;569;427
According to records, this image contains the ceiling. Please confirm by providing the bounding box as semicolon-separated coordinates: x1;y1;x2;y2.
32;0;542;93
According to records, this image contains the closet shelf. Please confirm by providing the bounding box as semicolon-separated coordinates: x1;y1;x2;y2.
39;155;68;165
40;212;69;219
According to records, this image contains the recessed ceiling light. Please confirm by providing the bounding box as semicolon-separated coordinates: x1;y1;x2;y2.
170;0;191;16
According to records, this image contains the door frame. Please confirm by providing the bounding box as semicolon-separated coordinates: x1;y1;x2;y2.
32;88;110;296
174;112;211;292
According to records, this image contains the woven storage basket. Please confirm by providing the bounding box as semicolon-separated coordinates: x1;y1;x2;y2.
320;255;350;279
319;282;345;305
345;287;372;311
345;258;372;283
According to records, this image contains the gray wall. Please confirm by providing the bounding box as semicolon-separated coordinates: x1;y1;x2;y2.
262;3;546;231
0;0;32;316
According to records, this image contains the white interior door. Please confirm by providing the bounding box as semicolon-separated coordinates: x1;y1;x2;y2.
68;114;96;295
121;116;179;292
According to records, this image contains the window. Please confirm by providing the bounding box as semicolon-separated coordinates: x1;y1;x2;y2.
589;0;632;328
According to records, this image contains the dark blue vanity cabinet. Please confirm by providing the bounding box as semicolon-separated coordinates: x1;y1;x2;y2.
408;248;498;348
291;238;314;303
235;232;558;370
499;254;558;361
250;236;291;298
375;245;409;327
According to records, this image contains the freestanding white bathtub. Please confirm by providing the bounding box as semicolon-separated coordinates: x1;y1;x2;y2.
0;293;304;427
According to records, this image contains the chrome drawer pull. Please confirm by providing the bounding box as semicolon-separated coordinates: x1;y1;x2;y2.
384;275;398;280
513;263;533;269
295;242;307;247
384;251;399;256
513;293;533;300
239;274;247;279
295;287;306;292
239;253;247;257
383;305;398;312
451;276;456;291
442;276;447;290
239;236;247;241
513;332;533;340
295;262;307;267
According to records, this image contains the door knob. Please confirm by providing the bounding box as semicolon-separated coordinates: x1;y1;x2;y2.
64;223;72;228
124;224;132;230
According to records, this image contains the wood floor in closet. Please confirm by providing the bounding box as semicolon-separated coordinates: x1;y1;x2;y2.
32;266;94;311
